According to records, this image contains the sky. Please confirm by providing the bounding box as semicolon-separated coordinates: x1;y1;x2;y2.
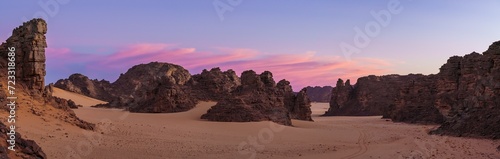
1;0;500;91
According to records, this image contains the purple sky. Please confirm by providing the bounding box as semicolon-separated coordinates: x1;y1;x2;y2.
1;0;500;91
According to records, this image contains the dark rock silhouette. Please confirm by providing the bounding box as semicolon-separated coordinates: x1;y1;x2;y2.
0;122;46;159
429;41;500;139
326;40;500;138
92;62;198;113
188;67;241;101
201;70;313;125
304;86;333;102
325;76;417;116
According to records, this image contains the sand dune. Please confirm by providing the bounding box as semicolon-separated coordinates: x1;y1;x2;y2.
52;87;107;107
15;88;500;159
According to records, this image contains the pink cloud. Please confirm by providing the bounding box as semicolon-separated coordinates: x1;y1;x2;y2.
45;43;394;91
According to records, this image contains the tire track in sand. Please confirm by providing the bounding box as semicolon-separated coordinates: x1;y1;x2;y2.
341;130;369;159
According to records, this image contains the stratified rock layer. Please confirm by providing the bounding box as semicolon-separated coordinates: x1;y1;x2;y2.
0;18;46;91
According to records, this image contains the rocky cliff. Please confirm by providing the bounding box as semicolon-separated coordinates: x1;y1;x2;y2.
201;70;313;125
326;40;500;138
0;19;95;158
304;86;333;102
325;75;419;116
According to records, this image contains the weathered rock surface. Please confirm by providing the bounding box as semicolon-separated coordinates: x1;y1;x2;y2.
304;86;333;102
0;19;93;130
0;18;47;92
201;70;313;125
0;121;46;159
188;67;241;101
326;40;500;138
54;73;113;101
92;62;198;113
326;76;419;116
0;18;94;158
429;41;500;139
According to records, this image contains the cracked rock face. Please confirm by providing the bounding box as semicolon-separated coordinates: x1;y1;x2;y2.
0;18;47;92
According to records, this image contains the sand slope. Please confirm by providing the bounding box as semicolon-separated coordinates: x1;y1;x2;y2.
52;87;107;107
14;88;500;159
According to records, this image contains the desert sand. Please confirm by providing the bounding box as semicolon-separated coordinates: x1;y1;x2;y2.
8;89;500;159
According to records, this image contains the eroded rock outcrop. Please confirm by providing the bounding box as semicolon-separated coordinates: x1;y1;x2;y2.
429;41;500;139
326;40;500;138
201;70;313;125
304;86;333;102
188;67;241;101
93;62;197;113
0;19;46;92
0;18;95;158
54;73;113;101
325;75;418;116
0;121;46;159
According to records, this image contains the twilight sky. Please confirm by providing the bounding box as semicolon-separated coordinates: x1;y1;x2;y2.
2;0;500;91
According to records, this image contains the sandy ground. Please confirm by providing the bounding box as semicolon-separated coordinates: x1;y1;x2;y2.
10;89;500;159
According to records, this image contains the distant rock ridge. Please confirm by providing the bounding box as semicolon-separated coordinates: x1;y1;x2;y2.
304;86;333;102
326;40;500;139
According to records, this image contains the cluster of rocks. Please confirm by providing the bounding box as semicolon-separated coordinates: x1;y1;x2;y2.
304;86;333;102
326;40;500;139
201;71;312;125
0;122;46;159
56;64;313;125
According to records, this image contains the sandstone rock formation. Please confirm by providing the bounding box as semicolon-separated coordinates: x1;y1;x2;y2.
188;67;241;101
326;76;418;116
304;86;333;102
429;41;500;139
54;73;113;101
0;121;46;159
0;18;47;92
0;18;94;130
326;40;500;138
201;70;313;125
91;62;198;113
0;18;95;158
